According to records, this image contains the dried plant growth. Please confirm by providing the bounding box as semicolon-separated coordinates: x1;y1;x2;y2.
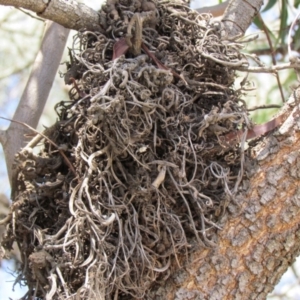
1;0;251;299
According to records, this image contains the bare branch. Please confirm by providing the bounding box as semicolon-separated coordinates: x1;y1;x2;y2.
2;21;69;185
257;13;285;104
17;7;45;22
221;0;264;38
0;0;103;32
238;62;299;73
247;104;281;111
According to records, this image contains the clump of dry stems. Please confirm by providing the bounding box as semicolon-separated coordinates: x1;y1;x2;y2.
2;0;251;299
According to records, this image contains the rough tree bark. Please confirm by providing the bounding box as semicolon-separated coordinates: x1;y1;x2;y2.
0;0;103;31
147;92;300;299
1;0;300;299
222;0;264;37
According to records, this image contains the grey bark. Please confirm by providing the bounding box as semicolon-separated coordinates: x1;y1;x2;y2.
0;0;103;32
222;0;264;37
195;0;263;38
2;21;69;185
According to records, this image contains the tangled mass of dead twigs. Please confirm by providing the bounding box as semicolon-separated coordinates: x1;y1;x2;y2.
1;0;252;299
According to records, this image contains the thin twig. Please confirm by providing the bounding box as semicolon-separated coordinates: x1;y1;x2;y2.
288;10;300;81
238;62;297;73
257;13;285;103
247;104;281;111
17;8;45;22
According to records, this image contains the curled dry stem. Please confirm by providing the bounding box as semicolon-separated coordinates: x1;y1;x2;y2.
3;1;252;299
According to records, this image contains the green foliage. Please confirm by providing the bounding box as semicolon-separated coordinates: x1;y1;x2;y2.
262;0;277;12
245;0;300;124
294;0;300;7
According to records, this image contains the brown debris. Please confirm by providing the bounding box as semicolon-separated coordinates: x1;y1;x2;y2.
1;0;252;299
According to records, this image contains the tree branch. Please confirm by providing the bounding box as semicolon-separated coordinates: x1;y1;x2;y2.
148;90;300;299
2;21;69;185
221;0;264;38
0;0;103;32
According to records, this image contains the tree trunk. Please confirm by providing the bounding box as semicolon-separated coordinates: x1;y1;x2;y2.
222;0;264;37
147;91;300;299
